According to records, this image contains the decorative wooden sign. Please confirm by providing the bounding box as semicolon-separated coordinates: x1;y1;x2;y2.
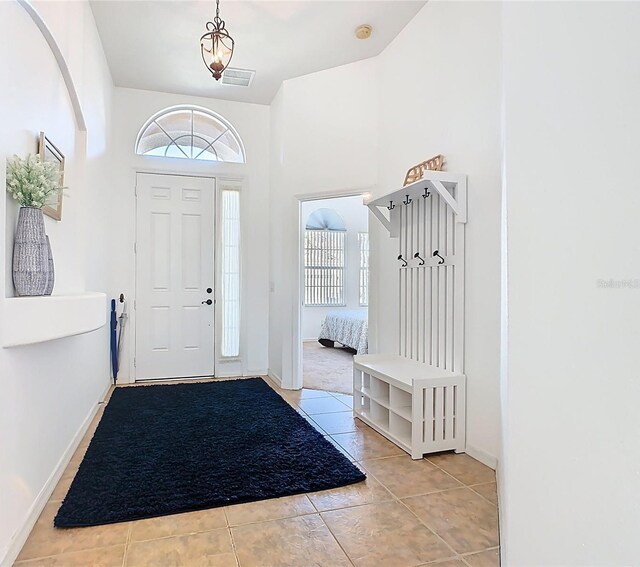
403;154;445;187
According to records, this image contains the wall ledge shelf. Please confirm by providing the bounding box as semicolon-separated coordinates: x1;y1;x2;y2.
2;292;107;348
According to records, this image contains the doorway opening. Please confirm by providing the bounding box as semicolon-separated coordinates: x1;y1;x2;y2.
300;195;369;394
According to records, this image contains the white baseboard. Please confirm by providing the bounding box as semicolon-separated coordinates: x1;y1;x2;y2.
465;443;498;470
1;383;111;567
212;371;269;379
245;370;268;377
267;369;282;388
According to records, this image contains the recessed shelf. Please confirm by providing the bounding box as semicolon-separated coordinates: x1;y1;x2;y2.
2;292;107;347
393;405;412;421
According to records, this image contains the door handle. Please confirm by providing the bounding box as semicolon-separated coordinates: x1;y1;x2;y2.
202;299;213;305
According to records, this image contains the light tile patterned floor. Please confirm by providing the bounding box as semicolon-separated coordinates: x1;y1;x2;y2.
15;377;500;567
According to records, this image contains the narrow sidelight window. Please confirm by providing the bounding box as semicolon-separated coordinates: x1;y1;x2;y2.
221;189;241;357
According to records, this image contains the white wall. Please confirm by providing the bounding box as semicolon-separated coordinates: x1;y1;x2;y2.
301;195;368;340
0;1;113;564
110;88;270;380
374;1;502;466
268;59;378;387
500;2;640;565
268;3;502;465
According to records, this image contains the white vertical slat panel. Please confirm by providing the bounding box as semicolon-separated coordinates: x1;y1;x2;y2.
454;223;465;373
407;200;412;358
424;195;432;364
431;194;439;366
405;204;411;357
411;199;419;360
438;196;446;368
399;205;406;355
434;386;444;442
424;387;435;442
445;384;455;441
446;208;455;370
415;198;426;362
393;177;465;373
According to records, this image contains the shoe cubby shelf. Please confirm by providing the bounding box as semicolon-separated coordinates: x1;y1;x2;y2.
353;354;466;459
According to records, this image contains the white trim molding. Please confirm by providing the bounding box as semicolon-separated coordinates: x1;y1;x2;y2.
16;0;87;131
465;444;498;470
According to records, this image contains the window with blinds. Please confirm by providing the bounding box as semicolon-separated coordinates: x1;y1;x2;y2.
304;230;345;306
358;232;369;306
221;189;241;357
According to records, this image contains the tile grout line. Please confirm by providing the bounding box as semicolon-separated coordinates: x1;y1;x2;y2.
423;458;499;508
457;545;501;567
316;512;358;567
225;509;320;529
395;496;461;560
355;459;461;560
125;521;236;544
224;509;242;567
467;483;498;507
358;463;469;501
121;522;133;567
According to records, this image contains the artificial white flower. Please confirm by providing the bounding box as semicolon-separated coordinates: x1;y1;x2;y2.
5;154;64;208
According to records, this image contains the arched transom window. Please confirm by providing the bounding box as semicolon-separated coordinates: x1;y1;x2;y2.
135;105;245;163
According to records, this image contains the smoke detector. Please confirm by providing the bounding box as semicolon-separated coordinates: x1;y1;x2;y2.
355;24;372;40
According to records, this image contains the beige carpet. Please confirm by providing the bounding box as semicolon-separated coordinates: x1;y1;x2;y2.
303;341;354;394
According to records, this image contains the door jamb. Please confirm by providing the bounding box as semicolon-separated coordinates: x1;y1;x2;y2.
292;187;373;391
132;171;230;382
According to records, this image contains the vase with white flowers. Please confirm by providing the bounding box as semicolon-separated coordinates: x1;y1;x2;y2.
6;154;63;296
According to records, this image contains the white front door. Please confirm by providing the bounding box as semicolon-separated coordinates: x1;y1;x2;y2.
135;173;215;380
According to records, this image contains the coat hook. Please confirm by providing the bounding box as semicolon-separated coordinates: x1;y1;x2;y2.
432;250;445;265
397;254;408;267
403;194;412;205
413;252;425;266
423;187;430;198
387;200;395;210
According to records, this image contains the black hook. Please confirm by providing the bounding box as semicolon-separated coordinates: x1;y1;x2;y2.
387;200;395;210
423;187;431;199
432;250;445;265
119;293;125;303
397;254;408;267
403;194;412;205
413;252;425;266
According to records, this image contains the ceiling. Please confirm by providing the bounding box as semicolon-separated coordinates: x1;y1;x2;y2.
90;1;426;105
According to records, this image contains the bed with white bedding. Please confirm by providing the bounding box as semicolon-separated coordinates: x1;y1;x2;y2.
318;310;368;354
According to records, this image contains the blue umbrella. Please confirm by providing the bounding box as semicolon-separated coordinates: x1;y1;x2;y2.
110;299;118;383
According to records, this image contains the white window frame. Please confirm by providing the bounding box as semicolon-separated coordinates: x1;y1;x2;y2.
304;229;346;307
358;232;369;307
220;187;241;358
135;105;246;164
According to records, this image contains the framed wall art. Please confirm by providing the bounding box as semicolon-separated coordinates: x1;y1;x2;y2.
38;132;65;221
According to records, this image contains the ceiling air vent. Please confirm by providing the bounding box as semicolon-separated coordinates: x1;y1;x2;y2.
221;68;255;87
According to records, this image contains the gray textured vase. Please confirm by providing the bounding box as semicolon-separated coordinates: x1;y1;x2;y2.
12;207;50;296
44;235;55;295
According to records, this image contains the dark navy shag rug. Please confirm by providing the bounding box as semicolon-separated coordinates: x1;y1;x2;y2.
54;378;365;528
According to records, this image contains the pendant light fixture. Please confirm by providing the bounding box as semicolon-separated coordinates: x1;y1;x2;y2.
200;0;234;81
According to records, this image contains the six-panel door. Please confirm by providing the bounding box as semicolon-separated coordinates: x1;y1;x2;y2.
135;173;215;380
